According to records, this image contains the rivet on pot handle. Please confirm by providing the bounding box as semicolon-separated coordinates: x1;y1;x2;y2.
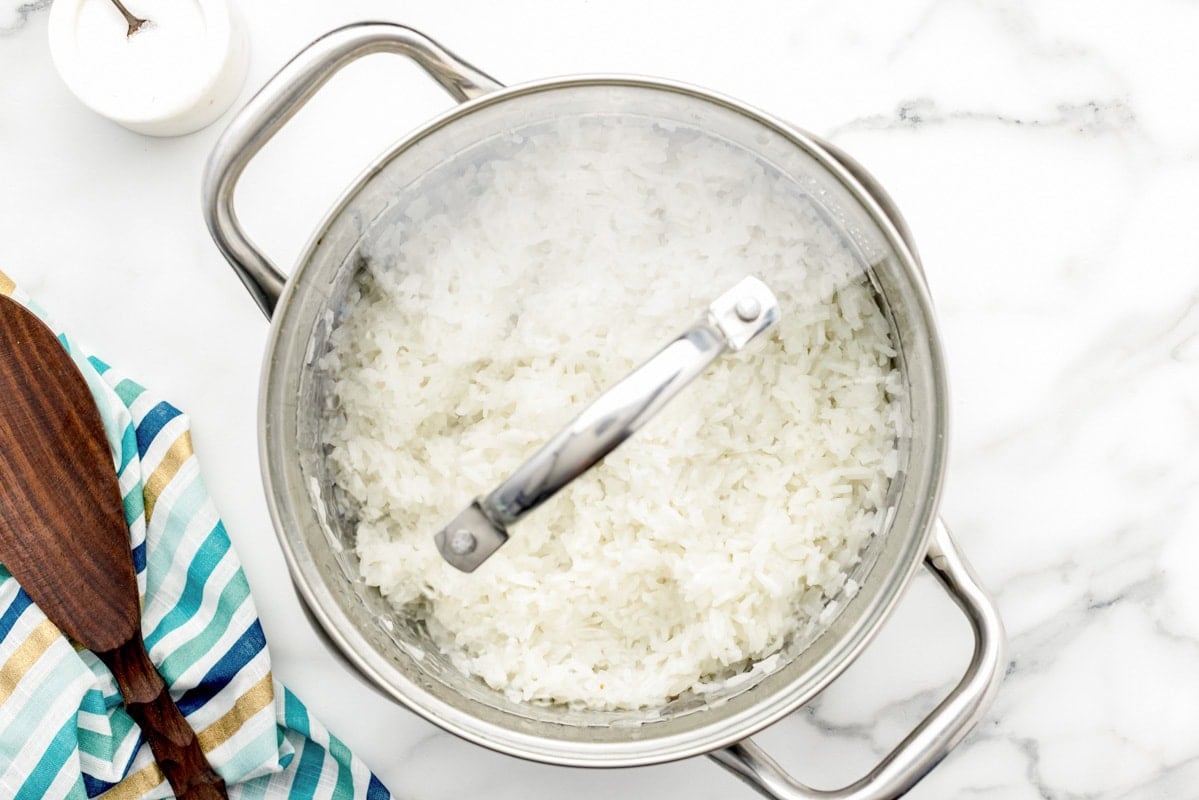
202;22;502;318
710;519;1006;800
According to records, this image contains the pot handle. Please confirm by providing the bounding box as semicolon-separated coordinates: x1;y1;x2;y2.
710;519;1006;800
201;22;502;318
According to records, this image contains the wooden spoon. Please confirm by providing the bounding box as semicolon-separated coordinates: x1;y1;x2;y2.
0;296;227;799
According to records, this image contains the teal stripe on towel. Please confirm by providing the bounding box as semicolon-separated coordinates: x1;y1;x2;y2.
144;470;207;599
218;722;284;781
14;717;78;800
112;378;144;408
76;710;135;762
157;567;250;680
144;521;231;650
283;689;310;737
288;738;326;800
328;733;356;799
121;486;145;531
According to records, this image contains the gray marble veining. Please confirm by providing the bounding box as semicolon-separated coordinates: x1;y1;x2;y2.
0;0;48;36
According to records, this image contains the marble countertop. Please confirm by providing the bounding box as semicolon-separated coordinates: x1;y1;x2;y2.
2;1;1196;798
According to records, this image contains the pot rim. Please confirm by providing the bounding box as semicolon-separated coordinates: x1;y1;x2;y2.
257;73;949;767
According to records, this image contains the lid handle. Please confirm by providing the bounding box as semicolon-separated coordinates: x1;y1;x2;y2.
435;275;782;572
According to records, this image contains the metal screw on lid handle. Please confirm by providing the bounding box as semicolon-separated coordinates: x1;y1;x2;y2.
435;275;782;572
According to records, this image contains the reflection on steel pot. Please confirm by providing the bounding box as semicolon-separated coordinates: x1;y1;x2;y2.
202;23;1005;800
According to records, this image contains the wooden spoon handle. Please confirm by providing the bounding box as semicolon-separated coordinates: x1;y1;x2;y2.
126;690;228;800
99;637;228;800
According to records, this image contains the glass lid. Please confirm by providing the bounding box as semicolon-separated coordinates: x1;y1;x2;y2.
268;80;944;757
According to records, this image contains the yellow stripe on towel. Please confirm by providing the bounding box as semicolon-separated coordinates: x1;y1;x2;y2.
198;672;275;752
99;674;273;798
143;431;194;521
0;619;61;705
0;271;14;297
98;763;166;800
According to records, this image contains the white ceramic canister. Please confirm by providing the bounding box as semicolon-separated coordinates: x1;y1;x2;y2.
48;0;249;136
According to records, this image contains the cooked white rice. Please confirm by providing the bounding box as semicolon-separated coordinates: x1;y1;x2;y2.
321;116;900;710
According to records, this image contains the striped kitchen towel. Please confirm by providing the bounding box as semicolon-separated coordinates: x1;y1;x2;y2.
0;270;391;800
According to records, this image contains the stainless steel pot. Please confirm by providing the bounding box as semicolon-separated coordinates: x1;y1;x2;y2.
202;23;1005;800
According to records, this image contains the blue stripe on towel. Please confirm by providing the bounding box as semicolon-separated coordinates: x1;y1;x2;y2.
174;620;267;717
135;402;181;456
0;587;33;640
